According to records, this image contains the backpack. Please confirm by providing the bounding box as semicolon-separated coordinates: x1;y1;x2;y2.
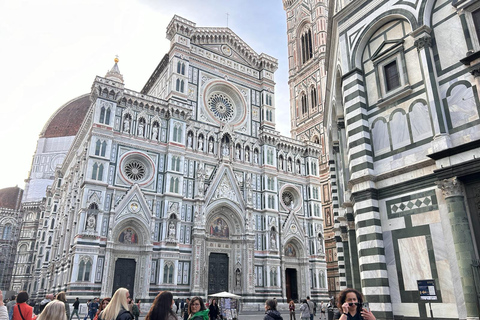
132;304;140;317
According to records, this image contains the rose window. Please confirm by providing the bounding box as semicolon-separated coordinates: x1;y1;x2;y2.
124;160;146;181
282;191;294;207
208;93;234;122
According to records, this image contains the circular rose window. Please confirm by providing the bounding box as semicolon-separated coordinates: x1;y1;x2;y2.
203;80;247;126
119;152;155;186
208;93;234;122
280;185;302;211
124;160;146;181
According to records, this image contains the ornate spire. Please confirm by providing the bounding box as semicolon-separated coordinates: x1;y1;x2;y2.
105;56;124;83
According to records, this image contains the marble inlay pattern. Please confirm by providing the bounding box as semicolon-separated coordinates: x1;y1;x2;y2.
398;236;431;290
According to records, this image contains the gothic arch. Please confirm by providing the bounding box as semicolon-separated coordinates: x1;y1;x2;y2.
351;12;417;69
283;236;307;259
111;218;150;246
205;202;245;236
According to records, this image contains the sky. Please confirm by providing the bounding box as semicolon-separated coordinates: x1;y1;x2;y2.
0;0;291;190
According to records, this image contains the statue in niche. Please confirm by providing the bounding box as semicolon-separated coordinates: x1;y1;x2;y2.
123;117;130;133
196;163;206;196
245;149;250;162
86;214;96;230
279;159;283;170
187;133;193;148
236;146;241;159
168;222;176;239
236;268;241;287
296;161;301;174
138;121;144;137
270;230;277;250
198;136;204;151
287;159;292;172
254;150;259;164
209;139;214;153
151;125;158;140
223;143;230;156
246;174;253;205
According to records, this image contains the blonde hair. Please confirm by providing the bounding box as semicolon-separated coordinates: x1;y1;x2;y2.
100;288;130;320
37;300;67;320
56;291;67;302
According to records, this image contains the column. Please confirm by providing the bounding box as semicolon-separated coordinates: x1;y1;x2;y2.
437;177;479;317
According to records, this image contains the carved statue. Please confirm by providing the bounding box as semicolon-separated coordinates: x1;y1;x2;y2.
168;222;176;239
246;174;253;205
245;149;250;162
123;117;130;133
223;143;230;156
270;230;277;250
198;136;204;150
86;214;96;230
296;161;301;173
254;150;259;164
287;160;292;172
196;164;206;197
236;268;241;287
151;125;158;140
236;147;241;159
187;133;193;148
138;122;144;137
209;139;214;153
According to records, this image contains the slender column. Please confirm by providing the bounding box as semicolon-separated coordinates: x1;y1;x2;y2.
437;177;479;317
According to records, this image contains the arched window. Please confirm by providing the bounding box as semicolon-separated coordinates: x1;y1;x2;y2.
100;106;105;123
105;108;111;125
50;218;55;229
177;61;181;74
48;236;52;245
169;178;179;193
77;259;92;282
176;79;180;91
310;86;317;109
100;107;111;125
163;263;174;284
301;93;307;115
2;223;12;240
301;28;313;64
180;80;185;93
91;163;104;181
95;140;101;156
101;141;107;157
181;63;185;75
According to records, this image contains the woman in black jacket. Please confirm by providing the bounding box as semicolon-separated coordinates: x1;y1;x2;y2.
208;299;219;320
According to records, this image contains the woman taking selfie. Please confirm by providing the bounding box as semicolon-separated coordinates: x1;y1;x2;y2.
334;288;375;320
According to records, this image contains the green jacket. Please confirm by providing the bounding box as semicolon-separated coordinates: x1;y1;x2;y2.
190;309;210;320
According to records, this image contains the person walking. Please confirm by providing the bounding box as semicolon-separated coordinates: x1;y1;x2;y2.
319;302;326;320
183;298;190;320
299;300;310;320
288;300;295;320
97;288;132;320
145;291;176;320
334;288;375;320
89;298;99;320
37;300;68;320
264;299;282;320
84;300;92;320
11;292;33;320
208;299;219;320
56;291;71;319
175;299;180;314
6;295;16;317
187;297;208;320
71;298;81;320
306;297;314;320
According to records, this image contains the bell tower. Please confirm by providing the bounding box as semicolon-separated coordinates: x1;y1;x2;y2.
284;0;340;300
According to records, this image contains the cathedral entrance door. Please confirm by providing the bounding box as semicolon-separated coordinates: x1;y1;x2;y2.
112;258;136;298
208;253;228;294
285;268;298;302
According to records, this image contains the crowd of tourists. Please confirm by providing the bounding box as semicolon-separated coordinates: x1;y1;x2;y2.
1;287;376;320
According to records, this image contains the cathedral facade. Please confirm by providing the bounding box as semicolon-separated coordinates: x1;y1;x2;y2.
324;0;480;319
12;15;328;307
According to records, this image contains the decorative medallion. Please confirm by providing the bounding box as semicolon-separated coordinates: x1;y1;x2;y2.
290;224;297;233
221;45;232;56
128;201;140;213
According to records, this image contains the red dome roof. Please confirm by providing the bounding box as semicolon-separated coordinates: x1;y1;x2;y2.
0;186;23;210
40;94;91;138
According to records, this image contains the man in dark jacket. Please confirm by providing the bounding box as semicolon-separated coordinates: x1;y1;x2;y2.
70;298;80;320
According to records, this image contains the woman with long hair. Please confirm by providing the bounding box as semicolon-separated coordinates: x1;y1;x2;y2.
264;299;282;320
288;300;296;320
299;299;309;320
334;288;375;320
145;291;176;320
94;298;111;320
11;291;33;320
98;288;132;320
37;300;67;320
208;299;219;320
188;297;208;320
56;291;70;319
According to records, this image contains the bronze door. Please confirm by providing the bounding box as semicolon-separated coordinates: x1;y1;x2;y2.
208;253;228;294
113;258;136;298
285;268;298;302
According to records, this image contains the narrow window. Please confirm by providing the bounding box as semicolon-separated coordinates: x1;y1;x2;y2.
177;61;181;74
105;108;111;125
95;140;101;156
180;80;185;93
384;60;401;91
99;107;105;123
176;79;180;91
101;141;107;157
77;261;85;281
474;9;480;43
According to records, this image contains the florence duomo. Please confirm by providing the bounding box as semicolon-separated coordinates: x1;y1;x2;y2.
1;0;480;319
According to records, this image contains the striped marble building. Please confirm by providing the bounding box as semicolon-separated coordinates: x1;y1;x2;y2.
324;0;480;319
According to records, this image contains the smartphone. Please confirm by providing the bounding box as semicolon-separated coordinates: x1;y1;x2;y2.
362;302;370;312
